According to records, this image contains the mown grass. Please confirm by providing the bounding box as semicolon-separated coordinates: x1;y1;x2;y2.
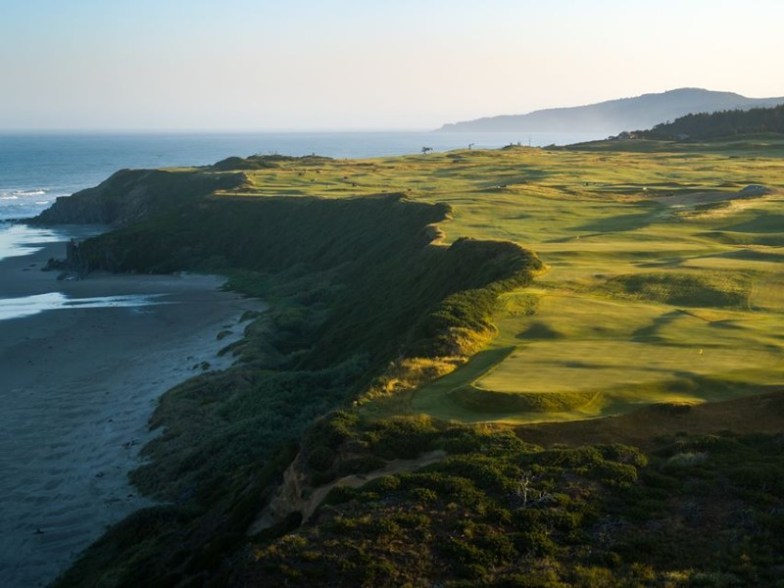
187;140;784;423
316;142;783;423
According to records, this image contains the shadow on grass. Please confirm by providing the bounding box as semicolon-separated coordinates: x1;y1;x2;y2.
723;213;784;233
574;206;659;233
632;310;688;342
516;321;563;340
451;385;600;413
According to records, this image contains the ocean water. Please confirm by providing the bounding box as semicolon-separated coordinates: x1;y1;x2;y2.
0;292;169;321
0;224;66;261
0;130;604;222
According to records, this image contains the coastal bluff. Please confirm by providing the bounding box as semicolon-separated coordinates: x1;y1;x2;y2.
39;158;543;587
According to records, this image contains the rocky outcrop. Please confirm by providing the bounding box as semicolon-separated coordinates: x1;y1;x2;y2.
42;238;90;278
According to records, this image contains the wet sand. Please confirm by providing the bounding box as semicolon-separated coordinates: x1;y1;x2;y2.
0;236;264;587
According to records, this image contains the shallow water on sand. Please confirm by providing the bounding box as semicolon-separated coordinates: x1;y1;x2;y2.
0;224;65;261
0;292;168;321
0;231;263;587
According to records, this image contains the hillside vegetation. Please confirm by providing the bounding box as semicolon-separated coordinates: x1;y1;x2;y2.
44;135;784;586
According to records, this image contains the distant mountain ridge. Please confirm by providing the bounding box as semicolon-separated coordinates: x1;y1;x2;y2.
439;88;784;134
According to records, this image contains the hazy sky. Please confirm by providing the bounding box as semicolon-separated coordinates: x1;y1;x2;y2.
2;0;783;131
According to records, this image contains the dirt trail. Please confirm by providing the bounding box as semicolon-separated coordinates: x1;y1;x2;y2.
249;450;446;534
301;450;446;522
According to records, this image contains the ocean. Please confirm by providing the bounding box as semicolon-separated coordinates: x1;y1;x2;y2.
0;130;603;223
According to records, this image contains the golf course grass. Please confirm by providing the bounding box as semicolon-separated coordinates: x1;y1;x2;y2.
205;136;784;424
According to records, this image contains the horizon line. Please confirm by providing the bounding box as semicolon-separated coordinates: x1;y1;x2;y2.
0;127;437;135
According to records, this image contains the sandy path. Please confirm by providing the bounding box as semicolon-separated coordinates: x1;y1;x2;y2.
249;450;447;535
301;450;447;523
0;235;264;587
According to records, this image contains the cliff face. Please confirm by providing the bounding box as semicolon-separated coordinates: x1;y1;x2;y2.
32;168;245;226
71;192;448;274
71;191;539;368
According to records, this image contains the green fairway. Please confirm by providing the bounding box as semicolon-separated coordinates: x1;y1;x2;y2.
206;138;784;424
413;288;784;423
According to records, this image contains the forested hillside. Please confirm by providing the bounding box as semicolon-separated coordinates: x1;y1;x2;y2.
641;104;784;139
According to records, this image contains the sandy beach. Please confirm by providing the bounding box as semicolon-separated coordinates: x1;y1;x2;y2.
0;232;264;587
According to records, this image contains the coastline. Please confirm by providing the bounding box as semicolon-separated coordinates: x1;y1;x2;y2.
0;234;264;587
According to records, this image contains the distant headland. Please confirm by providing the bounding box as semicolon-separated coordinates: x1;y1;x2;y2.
438;88;784;134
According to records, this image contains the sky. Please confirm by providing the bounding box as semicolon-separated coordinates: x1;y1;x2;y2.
1;0;783;131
